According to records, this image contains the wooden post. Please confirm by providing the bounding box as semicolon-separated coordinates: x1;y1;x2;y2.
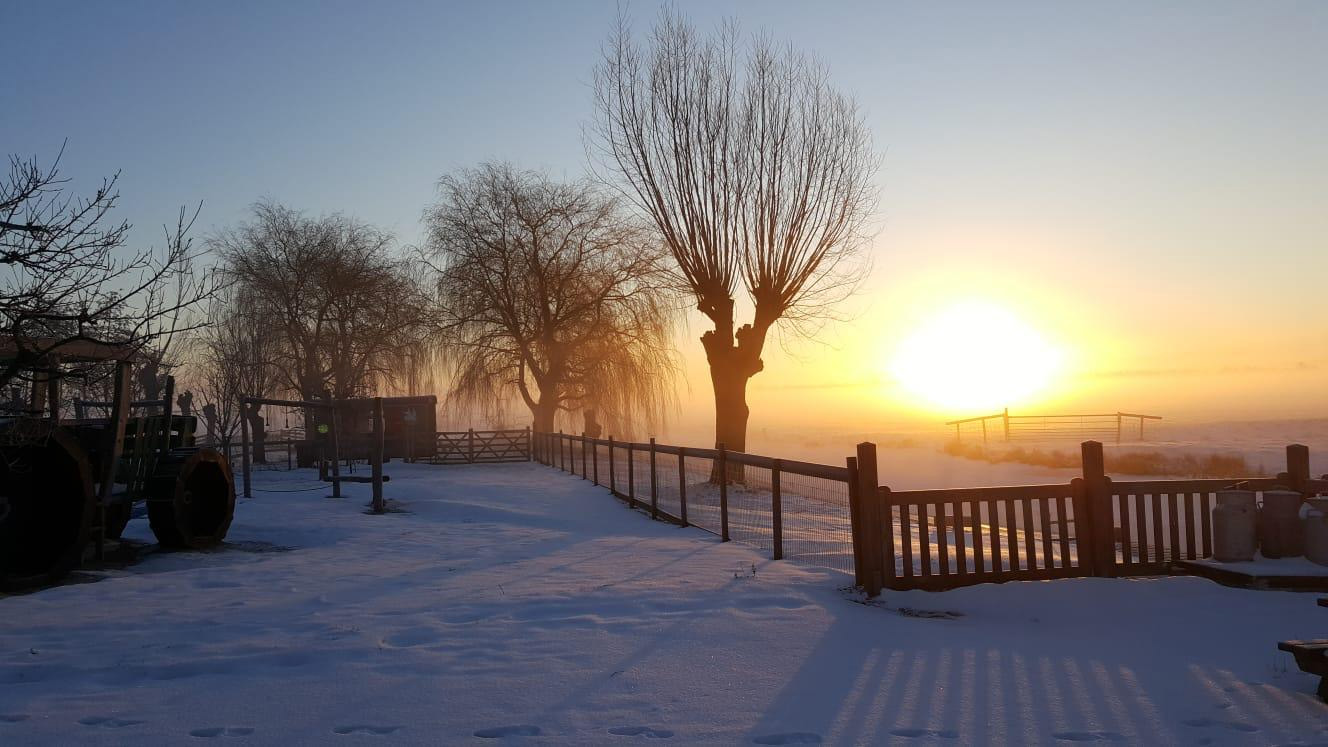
718;442;729;541
649;437;658;520
159;375;175;457
327;394;341;498
772;458;783;560
628;442;635;507
468;428;475;464
1116;413;1123;444
581;433;588;479
240;400;252;499
847;456;863;586
525;425;532;461
46;362;61;424
592;435;599;485
1079;440;1112;576
558;430;564;471
678;446;688;526
855;442;883;596
1288;444;1311;493
371;397;385;513
608;436;616;494
97;361;132;557
1003;408;1010;441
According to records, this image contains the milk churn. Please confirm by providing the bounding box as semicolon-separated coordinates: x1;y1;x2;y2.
1305;509;1328;567
1212;489;1257;562
1259;489;1305;558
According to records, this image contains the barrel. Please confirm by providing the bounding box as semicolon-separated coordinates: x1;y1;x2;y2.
0;424;96;589
1213;489;1257;562
1305;510;1328;567
1260;489;1305;558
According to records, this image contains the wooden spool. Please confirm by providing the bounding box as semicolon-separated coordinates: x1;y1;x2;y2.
146;447;236;549
0;424;95;589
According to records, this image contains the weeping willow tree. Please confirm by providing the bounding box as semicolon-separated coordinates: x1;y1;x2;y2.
423;163;678;435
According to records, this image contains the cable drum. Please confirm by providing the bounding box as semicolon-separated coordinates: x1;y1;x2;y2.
0;425;96;589
146;447;236;548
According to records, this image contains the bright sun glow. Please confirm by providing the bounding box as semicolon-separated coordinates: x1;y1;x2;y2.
889;300;1062;413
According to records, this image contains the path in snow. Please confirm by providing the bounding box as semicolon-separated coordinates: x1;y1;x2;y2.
1;461;1326;745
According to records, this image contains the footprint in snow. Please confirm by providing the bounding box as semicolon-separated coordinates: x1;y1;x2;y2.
191;727;255;738
609;725;674;738
474;725;542;738
1052;731;1126;742
333;725;402;736
80;716;145;728
891;727;960;739
1;714;31;723
1181;718;1260;733
752;733;823;745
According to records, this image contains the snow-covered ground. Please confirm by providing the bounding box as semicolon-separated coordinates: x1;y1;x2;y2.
2;461;1327;745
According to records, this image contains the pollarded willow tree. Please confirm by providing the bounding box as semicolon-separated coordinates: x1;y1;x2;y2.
423;163;678;435
592;11;879;455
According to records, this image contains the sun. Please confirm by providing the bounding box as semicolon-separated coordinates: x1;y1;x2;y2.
888;300;1063;413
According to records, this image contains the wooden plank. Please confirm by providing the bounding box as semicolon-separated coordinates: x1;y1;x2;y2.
952;500;968;575
988;499;1002;574
1022;498;1036;571
371;397;384;512
1183;492;1197;560
893;483;1074;503
678;447;688;526
1167;492;1180;564
1134;490;1149;564
878;484;896;588
1005;498;1021;571
1056;496;1072;569
1038;498;1053;570
899;498;915;579
771;459;783;561
1200;491;1213;558
971;500;986;575
1151;492;1165;567
937;502;950;576
917;503;932;577
1118;493;1134;566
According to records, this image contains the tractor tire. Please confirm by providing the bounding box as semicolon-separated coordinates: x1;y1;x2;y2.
146;447;235;549
0;424;96;590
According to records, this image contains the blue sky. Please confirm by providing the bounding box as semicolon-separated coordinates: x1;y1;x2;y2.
5;1;1326;424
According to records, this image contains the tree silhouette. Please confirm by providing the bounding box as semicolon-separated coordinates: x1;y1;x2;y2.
592;10;878;461
423;163;677;435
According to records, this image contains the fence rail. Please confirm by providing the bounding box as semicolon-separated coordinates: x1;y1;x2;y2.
947;408;1163;443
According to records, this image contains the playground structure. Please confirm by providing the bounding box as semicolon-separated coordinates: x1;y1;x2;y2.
238;394;438;512
0;342;236;589
946;408;1163;444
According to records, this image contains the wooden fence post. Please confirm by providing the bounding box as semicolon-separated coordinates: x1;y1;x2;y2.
240;401;252;499
854;442;883;597
558;430;564;471
592;436;599;485
327;394;341;498
581;433;588;479
649;437;658;520
609;436;616;494
847;456;862;586
371;397;385;513
772;458;784;560
678;446;688;526
1288;444;1310;493
1079;440;1112;576
468;428;476;464
718;442;729;542
525;425;532;461
628;442;636;507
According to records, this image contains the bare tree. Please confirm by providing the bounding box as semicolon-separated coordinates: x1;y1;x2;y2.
184;284;277;451
423;163;678;435
592;10;878;456
213;202;430;403
1;147;218;396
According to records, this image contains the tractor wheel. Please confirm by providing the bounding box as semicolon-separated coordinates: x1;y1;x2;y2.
146;447;235;549
0;424;96;590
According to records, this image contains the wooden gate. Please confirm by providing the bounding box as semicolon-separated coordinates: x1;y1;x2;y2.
433;428;530;464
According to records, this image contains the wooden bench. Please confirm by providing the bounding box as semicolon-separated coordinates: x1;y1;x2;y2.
1279;639;1328;701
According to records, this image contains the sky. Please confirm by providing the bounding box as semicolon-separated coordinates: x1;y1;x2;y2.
4;0;1326;436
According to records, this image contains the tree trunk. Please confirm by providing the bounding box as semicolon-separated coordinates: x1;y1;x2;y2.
531;400;557;434
700;299;768;484
243;402;267;464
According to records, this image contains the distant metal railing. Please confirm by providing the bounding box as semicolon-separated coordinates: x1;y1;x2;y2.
946;408;1162;443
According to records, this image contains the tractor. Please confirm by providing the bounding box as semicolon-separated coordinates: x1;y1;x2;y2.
1;344;235;590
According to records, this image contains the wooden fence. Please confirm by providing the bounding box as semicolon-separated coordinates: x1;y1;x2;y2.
533;430;856;571
434;428;531;464
852;441;1316;596
946;408;1162;443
